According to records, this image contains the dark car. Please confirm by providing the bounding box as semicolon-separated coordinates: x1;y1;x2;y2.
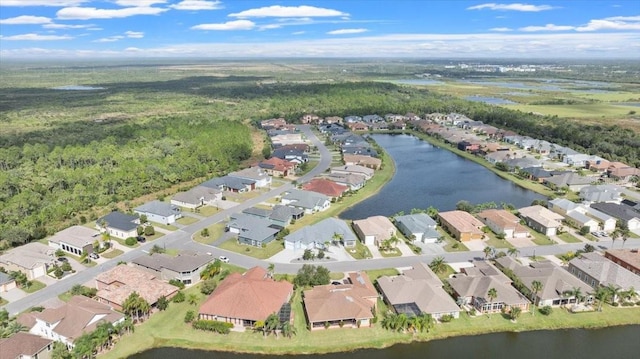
57;257;68;262
136;236;146;243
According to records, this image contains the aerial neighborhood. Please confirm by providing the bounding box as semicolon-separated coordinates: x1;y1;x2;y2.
2;112;640;358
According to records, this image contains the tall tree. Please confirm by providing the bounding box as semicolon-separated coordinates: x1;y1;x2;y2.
531;280;543;315
487;288;498;316
429;256;447;275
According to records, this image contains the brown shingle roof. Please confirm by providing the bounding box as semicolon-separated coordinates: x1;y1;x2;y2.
96;265;177;306
0;332;53;359
438;211;484;234
303;272;376;323
353;216;396;239
199;267;293;322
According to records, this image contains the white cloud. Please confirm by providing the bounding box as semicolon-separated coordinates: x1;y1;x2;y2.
125;31;144;38
115;1;166;6
489;27;512;32
0;0;87;6
292;31;305;35
259;24;283;30
519;24;575;31
191;20;255;31
230;5;348;18
57;6;168;20
0;33;72;41
327;28;368;35
576;19;640;31
43;23;94;29
467;3;555;12
0;15;52;25
170;1;223;10
94;36;124;43
604;15;640;21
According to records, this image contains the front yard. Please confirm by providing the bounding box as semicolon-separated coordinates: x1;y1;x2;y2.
557;232;583;243
22;280;46;294
439;231;469;252
346;241;373;260
218;238;285;259
193;223;226;245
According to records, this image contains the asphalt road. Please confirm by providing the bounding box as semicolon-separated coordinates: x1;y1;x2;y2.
5;125;640;315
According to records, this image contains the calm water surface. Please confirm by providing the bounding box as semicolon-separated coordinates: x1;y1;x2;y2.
341;134;543;219
131;325;640;359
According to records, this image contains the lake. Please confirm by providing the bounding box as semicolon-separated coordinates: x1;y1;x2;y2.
464;95;517;105
393;79;445;86
340;134;543;219
51;85;105;90
131;325;640;359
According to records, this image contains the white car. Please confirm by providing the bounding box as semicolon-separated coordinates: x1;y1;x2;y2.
218;256;229;263
89;253;100;260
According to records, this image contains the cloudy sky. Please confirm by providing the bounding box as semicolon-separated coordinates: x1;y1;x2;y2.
0;1;638;58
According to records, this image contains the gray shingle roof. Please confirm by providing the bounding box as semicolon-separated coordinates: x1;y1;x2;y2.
200;176;255;191
282;189;329;210
0;271;14;285
285;218;355;247
229;213;280;243
569;252;640;290
395;213;437;233
98;211;138;232
135;200;181;217
590;202;640;222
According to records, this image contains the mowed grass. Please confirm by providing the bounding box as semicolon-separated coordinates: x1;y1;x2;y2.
557;232;583;243
218;237;285;259
192;223;226;245
101;248;123;259
504;103;639;119
23;280;46;294
176;216;199;225
100;281;640;359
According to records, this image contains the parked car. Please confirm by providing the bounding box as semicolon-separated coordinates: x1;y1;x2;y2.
218;256;229;263
57;257;68;262
136;236;146;243
89;253;99;259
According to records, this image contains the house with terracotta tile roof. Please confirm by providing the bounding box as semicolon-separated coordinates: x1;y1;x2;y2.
437;211;484;242
258;157;296;177
518;205;564;236
95;265;178;311
377;263;461;320
605;249;640;276
198;266;293;331
302;178;349;199
303;272;377;330
28;295;124;349
131;250;215;285
477;209;529;239
352;216;397;246
0;332;53;359
447;261;530;314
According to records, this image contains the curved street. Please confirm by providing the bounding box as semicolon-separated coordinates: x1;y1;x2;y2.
4;124;640;315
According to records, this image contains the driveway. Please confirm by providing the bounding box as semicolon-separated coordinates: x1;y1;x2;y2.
415;242;446;255
465;240;486;251
509;237;537;248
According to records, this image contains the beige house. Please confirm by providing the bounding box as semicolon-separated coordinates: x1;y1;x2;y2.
0;332;53;359
438;211;484;242
95;265;177;311
48;225;99;256
518;205;564;236
343;154;382;170
171;186;222;210
0;242;55;280
353;216;396;246
330;164;375;180
477;209;529;239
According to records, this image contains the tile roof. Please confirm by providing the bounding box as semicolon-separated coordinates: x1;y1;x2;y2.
259;157;295;172
96;265;177;306
47;225;98;248
569;252;640;290
303;272;376;323
132;251;213;273
477;209;525;231
98;211;139;232
134;200;181;217
0;332;53;359
199;267;292;322
353;216;396;238
302;178;349;198
438;211;484;234
605;249;640;271
0;242;54;270
518;205;564;228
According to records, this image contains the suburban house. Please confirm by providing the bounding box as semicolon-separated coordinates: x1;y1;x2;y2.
518;205;564;236
495;257;593;307
352;216;397;246
0;332;53;359
261;118;287;130
579;185;623;203
0;242;54;280
326;173;367;191
590;202;640;231
241;205;304;229
394;213;440;243
134;200;182;225
0;271;17;292
96;211;139;239
437;211;484;242
330;165;375;180
303;272;377;330
608;166;640;181
170;186;222;210
48;225;98;256
284;218;357;250
229;167;272;188
199;266;293;331
258;157;296;177
131;250;214;285
604;249;640;276
227;213;281;247
342;154;382;170
477;209;530;239
377;262;461;320
281;189;330;214
95;265;178;311
447;261;530;314
543;172;594;191
548;199;611;233
568;252;640;295
200;175;256;193
302;178;349;199
271;148;308;164
504;157;542;170
28;295;124;349
270;133;304;147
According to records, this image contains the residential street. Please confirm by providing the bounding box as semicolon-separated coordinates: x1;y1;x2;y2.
4;125;640;315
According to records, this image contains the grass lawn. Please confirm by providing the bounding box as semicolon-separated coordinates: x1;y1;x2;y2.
176;216;199;225
196;206;222;217
379;248;402;258
150;222;178;231
112;237;139;248
101;249;124;259
192;223;226;245
23;280;46;294
365;268;400;282
527;229;555;246
484;233;515;249
434;265;457;281
557;232;583;243
330;272;346;280
346;241;373;260
0;298;7;306
439;231;469;252
58;292;72;302
504;103;640;119
100;280;640;359
65;253;98;267
218;238;284;259
144;232;164;241
584;233;600;242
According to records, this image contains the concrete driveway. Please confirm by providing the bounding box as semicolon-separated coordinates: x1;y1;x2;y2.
465;240;486;251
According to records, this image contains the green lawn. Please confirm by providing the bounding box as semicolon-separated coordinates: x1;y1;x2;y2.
505;103;640;119
23;280;46;294
526;228;555;246
196;206;222;217
557;232;583;244
218;238;284;259
439;231;469;252
176;216;199;225
364;268;400;283
346;241;373;260
150;222;179;231
484;233;515;249
584;233;600;242
112;237;139;248
379;248;402;258
193;223;226;245
101;249;124;259
434;265;457;281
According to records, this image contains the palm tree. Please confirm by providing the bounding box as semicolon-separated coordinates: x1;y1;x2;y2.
487;288;498;316
267;263;275;278
483;246;495;260
418;313;434;333
570;287;583;304
388;236;400;248
265;313;280;337
607;284;622;304
611;229;621;248
509;306;522;321
507;248;520;257
594;287;609;312
622;287;636;303
530;280;543;314
429;256;447;275
332;232;343;246
187;293;199;306
200;260;221;280
280;321;296;338
395;313;409;333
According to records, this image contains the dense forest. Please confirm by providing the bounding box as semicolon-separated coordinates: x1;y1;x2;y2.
0;72;638;247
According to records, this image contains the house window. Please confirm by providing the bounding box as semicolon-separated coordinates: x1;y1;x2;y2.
591;280;595;286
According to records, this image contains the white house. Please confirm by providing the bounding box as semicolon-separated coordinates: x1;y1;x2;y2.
96;211;139;239
134;200;182;225
229;167;272;188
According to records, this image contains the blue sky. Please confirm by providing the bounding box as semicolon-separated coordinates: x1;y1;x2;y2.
0;1;638;58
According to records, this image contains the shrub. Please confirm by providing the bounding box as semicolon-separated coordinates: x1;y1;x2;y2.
54;267;64;279
539;306;553;316
184;310;195;323
612;302;619;307
621;302;634;307
317;250;325;259
200;279;217;295
439;314;453;322
137;226;144;236
144;226;155;236
168;279;185;289
30;306;45;312
636;301;640;306
172;291;185;303
61;262;72;272
192;320;233;334
125;237;137;246
468;309;477;316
